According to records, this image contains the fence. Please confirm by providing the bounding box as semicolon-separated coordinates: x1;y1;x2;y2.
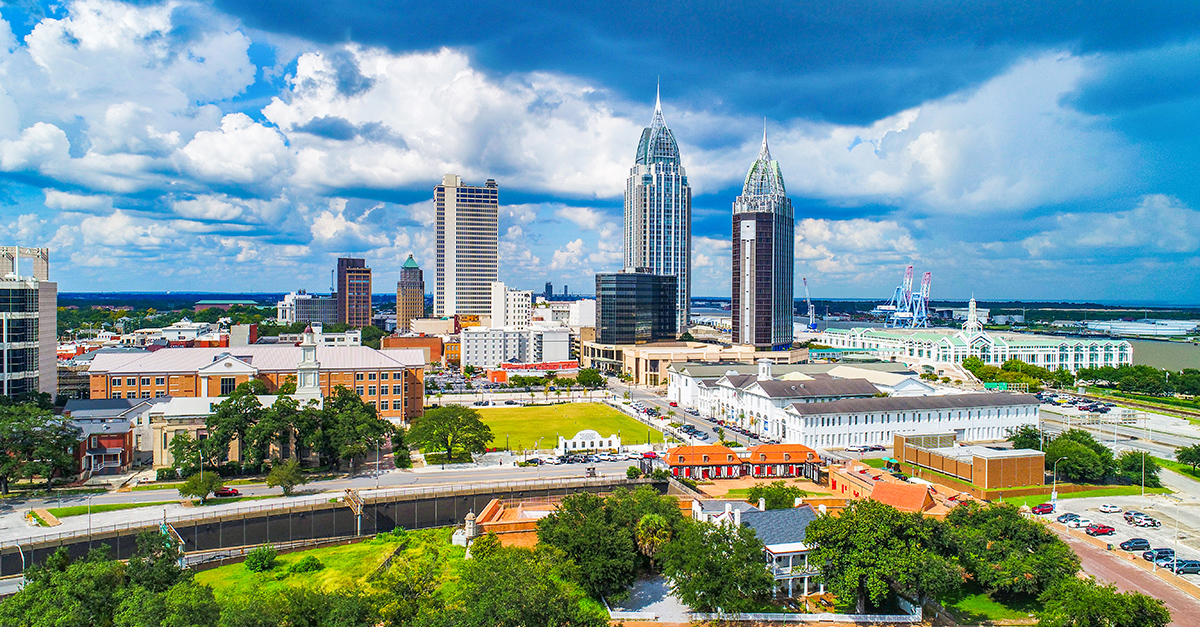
688;596;922;624
0;476;664;578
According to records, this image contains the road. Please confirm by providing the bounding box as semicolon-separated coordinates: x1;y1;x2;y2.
608;380;765;448
1042;414;1190;460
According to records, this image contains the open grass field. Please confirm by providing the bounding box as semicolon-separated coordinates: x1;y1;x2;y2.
197;529;464;597
48;501;176;518
998;485;1171;509
942;586;1041;623
476;403;663;451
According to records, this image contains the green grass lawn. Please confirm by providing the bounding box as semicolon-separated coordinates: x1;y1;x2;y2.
1155;456;1200;481
48;501;177;518
942;586;1041;623
196;529;463;597
476;403;663;451
998;485;1171;508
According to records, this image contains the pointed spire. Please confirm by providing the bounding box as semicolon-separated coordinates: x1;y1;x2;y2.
655;77;661;114
759;118;771;160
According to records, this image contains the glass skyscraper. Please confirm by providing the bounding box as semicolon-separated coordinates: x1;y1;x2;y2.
732;129;794;350
623;90;691;335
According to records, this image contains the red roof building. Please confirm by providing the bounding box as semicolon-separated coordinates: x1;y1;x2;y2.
745;444;822;482
666;445;743;480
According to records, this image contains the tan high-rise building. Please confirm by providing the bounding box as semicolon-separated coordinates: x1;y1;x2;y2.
434;174;498;317
397;254;425;331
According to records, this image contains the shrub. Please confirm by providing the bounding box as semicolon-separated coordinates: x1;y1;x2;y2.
626;466;643;479
217;461;242;477
650;469;672;481
289;555;324;573
155;468;178;482
245;545;277;572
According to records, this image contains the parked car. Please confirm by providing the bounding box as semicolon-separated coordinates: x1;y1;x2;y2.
1098;504;1121;513
1066;518;1093;528
214;487;240;497
1124;510;1145;523
668;401;678;407
1143;548;1175;562
643;451;658;459
1135;517;1162;528
1056;513;1080;524
1156;557;1179;570
1085;524;1115;536
1175;560;1200;575
1120;538;1152;551
867;444;887;451
1032;503;1055;515
846;445;869;453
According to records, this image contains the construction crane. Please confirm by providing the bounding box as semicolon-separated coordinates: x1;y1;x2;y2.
802;277;817;331
913;272;931;327
873;265;931;328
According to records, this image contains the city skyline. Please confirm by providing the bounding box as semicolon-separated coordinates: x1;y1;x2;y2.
0;2;1198;304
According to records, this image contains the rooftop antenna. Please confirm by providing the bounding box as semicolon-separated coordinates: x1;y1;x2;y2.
655;77;661;113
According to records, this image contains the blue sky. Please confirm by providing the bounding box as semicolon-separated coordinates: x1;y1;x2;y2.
0;1;1198;304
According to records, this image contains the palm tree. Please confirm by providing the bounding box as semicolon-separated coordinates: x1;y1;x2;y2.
635;513;672;566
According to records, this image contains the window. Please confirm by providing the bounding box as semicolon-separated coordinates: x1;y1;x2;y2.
393;384;404;395
126;377;137;386
368;372;376;381
155;377;165;386
355;373;364;381
126;392;137;399
380;372;389;380
155;391;166;398
368;386;376;396
220;377;236;396
111;377;121;387
356;386;364;395
111;392;120;399
141;377;151;386
380;401;389;410
141;392;150;398
91;436;98;448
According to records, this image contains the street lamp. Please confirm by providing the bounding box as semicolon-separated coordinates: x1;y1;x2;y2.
1052;456;1068;511
1;542;25;573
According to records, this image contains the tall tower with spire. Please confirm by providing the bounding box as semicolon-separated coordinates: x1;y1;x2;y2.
623;86;692;335
732;126;794;350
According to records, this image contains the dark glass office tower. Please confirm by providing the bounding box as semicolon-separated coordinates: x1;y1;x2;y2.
595;270;677;345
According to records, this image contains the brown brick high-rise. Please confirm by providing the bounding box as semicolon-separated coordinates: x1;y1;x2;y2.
336;257;372;327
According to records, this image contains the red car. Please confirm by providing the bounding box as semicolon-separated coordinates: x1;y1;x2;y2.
642;451;658;459
668;401;678;407
214;487;240;497
1086;524;1116;536
1032;503;1054;515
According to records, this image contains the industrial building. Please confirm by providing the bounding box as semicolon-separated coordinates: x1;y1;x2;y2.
894;431;1045;489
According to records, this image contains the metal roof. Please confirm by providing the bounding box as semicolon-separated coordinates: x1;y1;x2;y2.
786;392;1039;416
87;345;425;375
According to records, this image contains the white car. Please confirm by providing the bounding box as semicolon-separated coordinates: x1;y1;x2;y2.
1098;504;1121;514
1066;518;1093;528
845;445;869;453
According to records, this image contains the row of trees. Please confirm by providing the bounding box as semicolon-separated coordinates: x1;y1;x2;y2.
806;499;1169;626
1078;365;1200;397
1007;426;1162;486
0;529;609;627
962;357;1075;392
167;381;402;478
0;401;80;493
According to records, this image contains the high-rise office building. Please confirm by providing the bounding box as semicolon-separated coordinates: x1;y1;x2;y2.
732;130;794;350
623;89;691;334
336;258;373;327
490;281;532;329
276;290;338;325
397;254;425;332
544;282;553;300
0;246;56;399
595;270;677;345
434;174;498;317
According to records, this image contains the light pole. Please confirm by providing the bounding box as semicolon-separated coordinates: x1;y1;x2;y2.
87;495;93;536
1;542;25;573
1052;456;1068;512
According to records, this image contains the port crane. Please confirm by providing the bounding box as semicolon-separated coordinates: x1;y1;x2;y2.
802;277;817;331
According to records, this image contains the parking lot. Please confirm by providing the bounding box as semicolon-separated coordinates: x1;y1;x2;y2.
1038;493;1200;585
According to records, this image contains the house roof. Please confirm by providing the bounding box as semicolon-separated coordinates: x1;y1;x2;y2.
87;345;425;375
870;482;933;513
826;365;933;389
741;505;819;546
786;392;1039;416
74;419;132;438
668;361;912;378
746;443;820;464
751;378;880;399
665;445;741;466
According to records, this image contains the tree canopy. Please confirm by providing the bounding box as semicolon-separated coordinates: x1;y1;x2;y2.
0;402;80;493
407;405;492;463
1037;576;1170;627
658;519;775;614
746;480;808;510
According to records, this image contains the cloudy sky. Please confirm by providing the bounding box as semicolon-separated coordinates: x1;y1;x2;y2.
1;0;1198;304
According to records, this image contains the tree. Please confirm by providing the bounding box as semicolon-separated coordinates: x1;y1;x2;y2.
127;530;187;593
576;368;603;388
407;405;493;464
206;382;268;466
806;499;961;611
441;545;606;627
267;459;309;496
1177;444;1200;473
945;502;1078;598
113;580;220;627
248;395;300;462
0;547;127;627
746;480;808;510
0;403;81;493
178;472;225;504
1037;577;1170;627
634;513;672;564
536;492;636;598
374;545;447;626
1006;424;1044;451
658;519;775;614
321;386;395;473
1116;450;1162;488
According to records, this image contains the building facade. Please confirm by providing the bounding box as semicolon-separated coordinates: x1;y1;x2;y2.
435;174;499;317
86;344;426;420
595;270;677;345
732;131;794;350
460;325;572;371
623;91;691;334
277;291;338;325
820;300;1133;374
1;246;56;399
336;258;373;327
490;281;532;330
397;254;425;332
